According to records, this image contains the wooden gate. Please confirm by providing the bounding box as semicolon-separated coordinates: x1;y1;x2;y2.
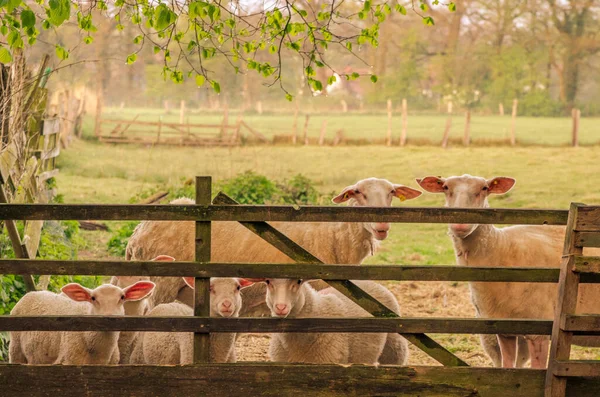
0;177;599;396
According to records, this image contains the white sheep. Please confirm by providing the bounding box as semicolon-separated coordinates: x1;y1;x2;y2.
130;277;254;364
416;174;600;368
264;279;408;365
9;281;155;365
124;178;421;365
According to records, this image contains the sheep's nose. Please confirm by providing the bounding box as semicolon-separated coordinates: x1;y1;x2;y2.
275;304;287;312
221;300;232;309
373;222;390;232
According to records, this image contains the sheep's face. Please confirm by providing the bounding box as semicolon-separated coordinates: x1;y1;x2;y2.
332;178;422;241
61;282;156;316
416;174;516;239
183;277;254;318
264;279;306;318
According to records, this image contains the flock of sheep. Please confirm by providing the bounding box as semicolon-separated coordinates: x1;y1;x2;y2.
8;174;599;368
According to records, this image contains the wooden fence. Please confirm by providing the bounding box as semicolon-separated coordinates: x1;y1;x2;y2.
0;178;599;395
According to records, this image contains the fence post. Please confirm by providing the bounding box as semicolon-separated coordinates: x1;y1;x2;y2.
220;103;229;137
94;86;103;137
318;120;328;146
499;103;504;116
386;99;392;146
572;108;580;147
441;102;452;148
194;176;212;363
180;100;186;124
400;98;408;146
292;102;299;144
510;99;518;146
303;114;310;145
463;109;471;146
341;99;348;113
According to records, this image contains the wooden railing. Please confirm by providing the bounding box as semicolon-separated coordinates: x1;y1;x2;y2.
1;177;599;396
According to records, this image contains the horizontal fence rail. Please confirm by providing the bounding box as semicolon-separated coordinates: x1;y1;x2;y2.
0;259;584;282
0;316;554;334
0;204;569;224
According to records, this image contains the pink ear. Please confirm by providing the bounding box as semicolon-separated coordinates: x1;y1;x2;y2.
183;277;195;289
62;284;92;302
416;176;446;193
487;177;516;194
152;255;175;262
123;281;155;301
393;185;422;201
238;278;255;288
332;185;357;204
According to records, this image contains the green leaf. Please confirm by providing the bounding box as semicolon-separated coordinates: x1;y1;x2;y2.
285;93;293;102
55;44;68;60
346;42;352;51
395;4;407;15
420;3;428;11
448;2;456;12
7;30;23;49
313;80;323;91
154;4;176;31
350;72;359;80
370;74;378;83
423;16;435;26
21;10;36;29
210;80;220;94
46;0;71;26
363;0;371;11
195;74;205;87
133;35;143;44
0;47;13;64
83;35;93;44
269;44;277;54
126;53;137;65
0;26;7;36
116;24;124;31
42;20;50;30
327;75;336;85
153;46;161;54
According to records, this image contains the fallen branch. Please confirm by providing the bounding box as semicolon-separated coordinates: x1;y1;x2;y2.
140;191;169;204
78;221;109;231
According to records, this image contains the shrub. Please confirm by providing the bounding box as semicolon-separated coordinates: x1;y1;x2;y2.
216;171;280;204
519;91;563;117
276;174;320;205
107;222;140;257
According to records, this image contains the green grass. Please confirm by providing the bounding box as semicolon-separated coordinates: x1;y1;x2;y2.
56;140;600;267
86;107;600;146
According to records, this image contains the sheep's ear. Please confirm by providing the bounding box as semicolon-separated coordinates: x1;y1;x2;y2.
151;255;176;262
238;278;255;289
486;177;515;194
183;277;195;289
123;281;155;301
415;176;446;193
62;284;92;302
332;185;357;204
393;185;422;201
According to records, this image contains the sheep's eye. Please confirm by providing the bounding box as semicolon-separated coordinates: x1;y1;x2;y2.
482;186;489;191
236;285;241;291
121;295;125;300
265;280;270;285
443;185;449;190
354;190;361;195
91;296;96;301
390;190;395;194
297;279;302;285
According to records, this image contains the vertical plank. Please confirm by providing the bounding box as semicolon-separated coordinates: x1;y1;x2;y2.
400;98;407;146
318;120;327;146
510;99;518;146
571;108;580;148
386;99;392;146
292;102;299;145
194;176;212;363
220;103;229;137
340;99;348;113
499;103;504;116
179;100;185;125
441;115;452;149
545;203;584;397
463;110;471;146
302;115;310;145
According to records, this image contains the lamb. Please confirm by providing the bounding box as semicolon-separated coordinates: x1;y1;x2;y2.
416;174;600;368
9;280;155;365
111;254;174;364
263;278;408;365
130;277;254;364
124;178;421;365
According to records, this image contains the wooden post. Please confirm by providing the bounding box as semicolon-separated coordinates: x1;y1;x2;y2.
302;114;310;145
499;103;504;116
94;85;103;137
156;117;162;144
400;98;408;146
292;102;299;145
220;103;229;137
510;99;518;146
179;100;186;124
164;100;170;113
318;120;328;146
256;101;263;115
571;108;580;147
463;109;471;146
194;176;212;363
232;115;243;143
447;101;453;114
340;100;348;113
441;116;452;149
386;99;392;146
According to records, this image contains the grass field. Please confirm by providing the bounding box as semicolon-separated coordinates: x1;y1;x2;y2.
55;139;600;365
86;107;600;146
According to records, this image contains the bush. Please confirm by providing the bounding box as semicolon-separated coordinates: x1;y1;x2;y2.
107;222;140;257
519;91;564;117
276;174;320;205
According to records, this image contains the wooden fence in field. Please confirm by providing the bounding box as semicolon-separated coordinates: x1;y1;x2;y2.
0;178;599;396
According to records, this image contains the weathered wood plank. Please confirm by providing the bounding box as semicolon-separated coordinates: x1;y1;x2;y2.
0;316;553;334
41;118;60;135
37;168;59;183
194;176;211;363
0;204;569;225
575;232;600;248
0;141;18;184
0;259;564;282
101;119;238;129
23;220;43;259
575;206;600;231
553;361;600;377
562;315;600;334
0;364;552;397
214;193;468;367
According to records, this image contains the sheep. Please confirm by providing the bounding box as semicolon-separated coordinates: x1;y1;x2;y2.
130;277;254;364
9;280;155;365
124;178;420;365
111;254;174;364
416;174;600;368
263;279;408;365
